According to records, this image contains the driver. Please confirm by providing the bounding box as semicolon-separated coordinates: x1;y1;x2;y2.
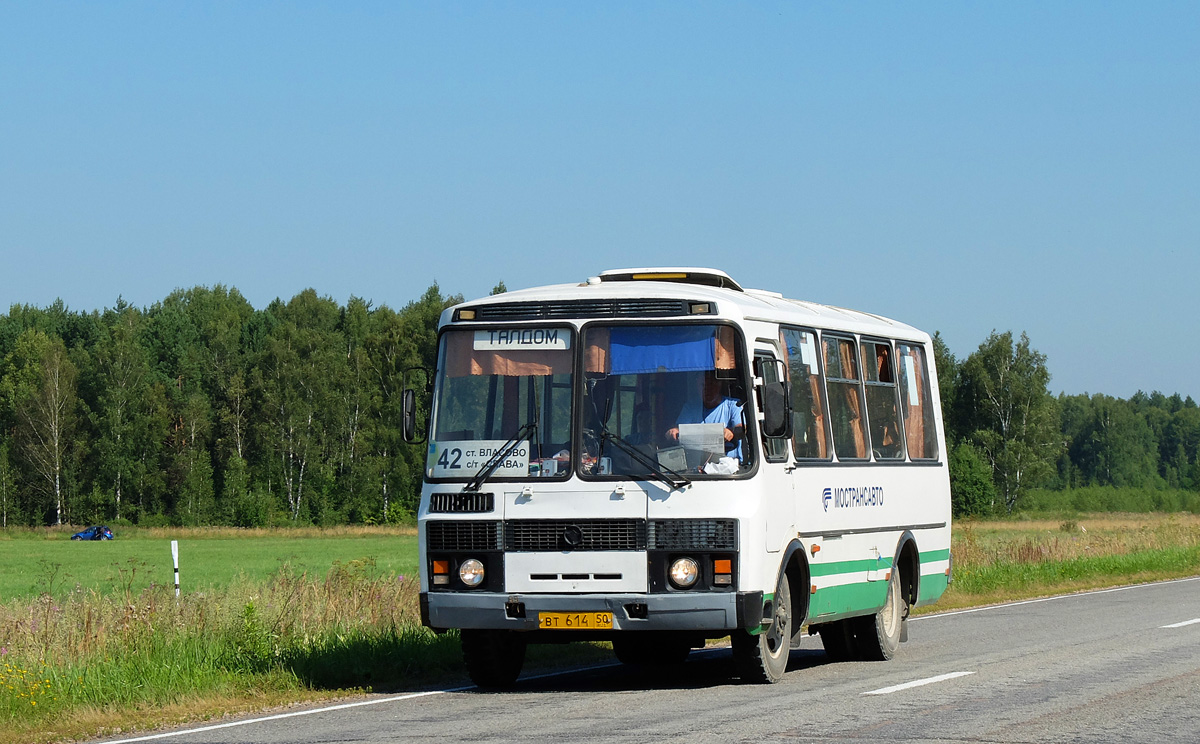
666;371;745;461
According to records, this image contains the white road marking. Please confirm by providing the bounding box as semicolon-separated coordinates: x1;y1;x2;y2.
99;659;630;743
1161;617;1200;629
100;690;458;743
862;671;974;696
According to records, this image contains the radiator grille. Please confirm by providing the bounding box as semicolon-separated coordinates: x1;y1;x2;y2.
648;519;738;550
469;299;696;321
428;492;494;514
505;519;647;552
426;521;502;551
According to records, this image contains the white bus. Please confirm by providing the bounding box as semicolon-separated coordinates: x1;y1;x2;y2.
409;268;951;686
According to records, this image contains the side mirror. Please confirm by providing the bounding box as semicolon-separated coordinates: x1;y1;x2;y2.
401;389;418;443
401;367;431;444
760;380;792;439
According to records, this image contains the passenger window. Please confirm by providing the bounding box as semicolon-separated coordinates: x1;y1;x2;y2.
897;343;939;460
822;336;867;460
861;340;904;460
782;328;829;459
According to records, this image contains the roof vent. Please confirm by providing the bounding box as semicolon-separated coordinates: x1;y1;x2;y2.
596;267;744;292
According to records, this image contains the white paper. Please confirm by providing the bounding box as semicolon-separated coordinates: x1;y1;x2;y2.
799;334;817;372
677;423;725;455
903;355;920;405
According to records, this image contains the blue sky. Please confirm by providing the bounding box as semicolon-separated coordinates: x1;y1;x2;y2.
2;2;1197;399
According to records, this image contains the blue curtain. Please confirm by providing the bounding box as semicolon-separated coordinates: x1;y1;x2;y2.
609;326;715;375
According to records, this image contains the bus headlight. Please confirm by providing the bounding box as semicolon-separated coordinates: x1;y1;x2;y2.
458;558;485;588
669;557;699;589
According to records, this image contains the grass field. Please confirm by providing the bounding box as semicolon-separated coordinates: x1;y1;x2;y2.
935;512;1200;610
1;514;1198;744
0;526;418;602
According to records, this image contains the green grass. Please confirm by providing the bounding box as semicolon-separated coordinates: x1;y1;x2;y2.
929;512;1200;610
0;526;418;602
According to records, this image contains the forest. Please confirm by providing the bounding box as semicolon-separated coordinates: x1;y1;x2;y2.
0;286;1197;527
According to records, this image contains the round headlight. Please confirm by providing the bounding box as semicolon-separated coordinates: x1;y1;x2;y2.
669;557;700;589
458;558;485;588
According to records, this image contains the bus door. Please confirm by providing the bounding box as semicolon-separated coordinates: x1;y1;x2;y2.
756;349;795;554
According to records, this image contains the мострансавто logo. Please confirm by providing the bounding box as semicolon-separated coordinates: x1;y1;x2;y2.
822;486;884;512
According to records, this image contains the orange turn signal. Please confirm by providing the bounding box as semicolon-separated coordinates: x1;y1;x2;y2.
713;559;732;574
433;560;450;575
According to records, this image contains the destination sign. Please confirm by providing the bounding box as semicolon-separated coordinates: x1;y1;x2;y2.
473;329;570;351
429;439;530;478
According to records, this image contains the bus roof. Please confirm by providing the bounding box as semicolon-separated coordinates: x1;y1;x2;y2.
445;267;930;342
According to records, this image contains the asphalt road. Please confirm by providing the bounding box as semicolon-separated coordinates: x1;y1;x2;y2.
105;577;1200;744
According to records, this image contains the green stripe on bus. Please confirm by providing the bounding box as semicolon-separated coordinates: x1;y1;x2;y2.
805;549;948;582
809;557;893;577
809;581;888;619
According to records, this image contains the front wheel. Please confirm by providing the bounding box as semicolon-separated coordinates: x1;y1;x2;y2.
461;629;526;688
731;573;792;683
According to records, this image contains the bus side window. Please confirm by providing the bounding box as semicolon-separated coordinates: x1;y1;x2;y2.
897;343;940;460
861;340;904;461
782;328;829;459
823;335;868;460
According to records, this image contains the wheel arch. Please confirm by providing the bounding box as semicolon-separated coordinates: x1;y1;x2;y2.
892;531;920;608
779;540;812;628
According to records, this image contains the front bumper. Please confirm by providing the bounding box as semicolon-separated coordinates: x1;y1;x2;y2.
422;590;764;633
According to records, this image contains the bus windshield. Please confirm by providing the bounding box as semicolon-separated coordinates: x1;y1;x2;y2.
427;328;574;481
580;323;751;479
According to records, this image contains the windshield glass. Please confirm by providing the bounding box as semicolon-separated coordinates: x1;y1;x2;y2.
427;328;574;481
581;323;752;478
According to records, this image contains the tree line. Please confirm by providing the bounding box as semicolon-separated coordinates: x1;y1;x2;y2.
1;289;1197;527
934;331;1200;516
0;285;460;528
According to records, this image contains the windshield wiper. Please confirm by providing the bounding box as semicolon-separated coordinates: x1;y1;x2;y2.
598;426;691;490
464;420;538;493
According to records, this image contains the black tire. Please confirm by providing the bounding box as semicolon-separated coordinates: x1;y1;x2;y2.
612;634;691;666
817;619;856;661
854;570;905;661
732;572;792;683
461;629;526;688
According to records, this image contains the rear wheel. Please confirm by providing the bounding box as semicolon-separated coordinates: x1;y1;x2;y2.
461;629;526;688
732;573;792;683
817;619;856;661
854;569;905;661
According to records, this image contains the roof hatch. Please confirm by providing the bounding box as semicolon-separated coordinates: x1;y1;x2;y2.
594;267;744;292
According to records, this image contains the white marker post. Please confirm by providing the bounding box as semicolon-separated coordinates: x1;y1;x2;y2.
171;540;180;598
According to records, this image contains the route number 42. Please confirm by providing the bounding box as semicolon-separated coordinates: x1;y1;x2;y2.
437;448;463;469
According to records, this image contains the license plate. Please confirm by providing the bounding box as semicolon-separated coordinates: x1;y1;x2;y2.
538;611;613;630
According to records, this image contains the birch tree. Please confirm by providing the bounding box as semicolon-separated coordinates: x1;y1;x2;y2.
956;331;1059;512
13;332;78;524
92;308;150;520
